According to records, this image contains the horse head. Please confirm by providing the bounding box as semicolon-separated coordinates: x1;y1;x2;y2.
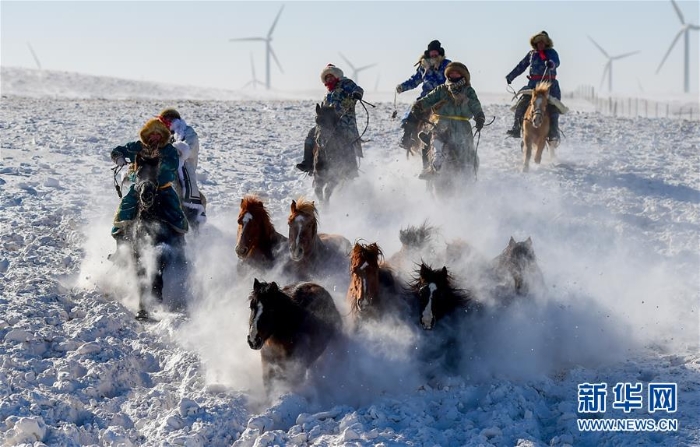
315;103;340;129
247;278;282;350
498;236;541;295
135;154;160;212
348;242;383;315
288;198;318;262
236;195;272;259
412;263;462;330
528;81;551;129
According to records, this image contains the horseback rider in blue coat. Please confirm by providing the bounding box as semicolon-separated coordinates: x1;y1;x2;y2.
396;40;451;151
506;31;561;143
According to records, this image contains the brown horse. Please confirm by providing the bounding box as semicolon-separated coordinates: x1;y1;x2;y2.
521;81;553;172
286;198;351;280
491;237;545;299
387;222;442;282
409;263;477;330
235;195;288;272
346;242;407;324
246;278;342;391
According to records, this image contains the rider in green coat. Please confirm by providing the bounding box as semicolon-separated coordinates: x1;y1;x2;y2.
411;62;485;178
110;118;189;239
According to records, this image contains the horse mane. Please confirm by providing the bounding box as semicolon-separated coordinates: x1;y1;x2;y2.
399;221;436;248
408;263;472;308
534;81;551;96
350;241;383;270
288;197;319;227
240;195;276;238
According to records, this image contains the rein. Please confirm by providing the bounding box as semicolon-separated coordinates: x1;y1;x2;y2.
112;164;125;198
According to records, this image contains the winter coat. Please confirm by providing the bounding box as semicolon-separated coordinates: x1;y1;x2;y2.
398;56;452;99
506;48;561;99
322;77;364;158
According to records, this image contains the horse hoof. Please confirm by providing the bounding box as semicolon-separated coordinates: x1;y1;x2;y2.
136;310;149;321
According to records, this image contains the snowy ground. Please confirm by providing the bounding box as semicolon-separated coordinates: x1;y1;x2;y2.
1;69;699;446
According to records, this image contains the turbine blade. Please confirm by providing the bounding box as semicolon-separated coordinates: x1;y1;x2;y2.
356;63;377;72
588;35;609;58
268;5;284;39
599;62;610;90
689;24;700;30
670;0;685;25
612;50;640;60
27;42;42;70
338;52;354;70
270;46;284;74
230;37;266;42
656;28;684;73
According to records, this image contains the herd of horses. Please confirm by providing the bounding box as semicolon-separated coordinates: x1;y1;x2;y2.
237;196;545;391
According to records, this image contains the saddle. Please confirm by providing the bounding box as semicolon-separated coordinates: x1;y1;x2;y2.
510;89;569;114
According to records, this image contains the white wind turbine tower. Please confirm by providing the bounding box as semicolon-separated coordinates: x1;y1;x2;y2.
230;5;285;90
338;52;377;84
656;0;699;93
588;36;639;92
242;53;265;90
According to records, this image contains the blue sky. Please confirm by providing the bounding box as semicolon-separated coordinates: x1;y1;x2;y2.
2;1;698;95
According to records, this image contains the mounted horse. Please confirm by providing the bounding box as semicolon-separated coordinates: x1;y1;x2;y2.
285;198;351;281
520;81;555;172
246;278;342;392
312;104;360;204
346;242;408;325
235;195;288;274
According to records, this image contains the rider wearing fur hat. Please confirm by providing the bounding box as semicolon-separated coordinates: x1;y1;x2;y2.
396;40;452;150
110;118;188;239
411;62;485;179
505;31;561;142
296;64;364;174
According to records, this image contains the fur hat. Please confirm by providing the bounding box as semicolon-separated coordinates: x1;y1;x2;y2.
424;40;445;58
320;64;344;83
530;31;553;49
159;108;181;121
139;118;171;149
444;62;470;84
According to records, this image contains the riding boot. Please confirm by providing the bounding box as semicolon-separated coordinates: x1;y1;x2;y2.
547;105;560;143
296;128;315;173
507;95;530;138
400;110;421;150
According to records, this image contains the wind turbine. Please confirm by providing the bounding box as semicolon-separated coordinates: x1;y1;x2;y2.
338;52;377;83
230;5;285;90
656;0;699;93
27;42;42;70
588;36;639;92
242;53;265;90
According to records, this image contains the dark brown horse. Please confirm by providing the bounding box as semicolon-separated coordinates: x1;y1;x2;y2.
346;242;406;324
521;82;553;172
235;195;288;272
286;198;351;280
409;263;476;330
246;278;342;391
491;237;545;299
313;104;359;204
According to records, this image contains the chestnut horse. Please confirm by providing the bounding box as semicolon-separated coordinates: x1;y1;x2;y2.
286;198;351;280
521;81;553;172
346;242;407;325
246;279;342;391
235;195;288;272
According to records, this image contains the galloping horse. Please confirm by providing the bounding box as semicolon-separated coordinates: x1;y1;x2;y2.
235;195;288;273
387;222;443;282
313;104;359;204
128;154;186;320
246;279;342;391
491;237;545;300
521;81;554;172
286;198;351;280
409;263;476;331
346;242;406;324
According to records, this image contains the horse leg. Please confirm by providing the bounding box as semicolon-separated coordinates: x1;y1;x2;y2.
522;139;532;172
534;138;545;165
134;251;150;320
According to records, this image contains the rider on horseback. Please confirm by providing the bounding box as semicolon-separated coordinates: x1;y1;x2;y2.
396;40;452;152
296;64;364;174
111;118;189;240
409;62;485;179
505;30;561;143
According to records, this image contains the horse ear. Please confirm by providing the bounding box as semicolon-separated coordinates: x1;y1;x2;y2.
291;200;297;214
316;104;321;114
269;282;279;292
509;236;516;247
441;266;448;277
525;237;533;248
253;278;261;291
240;198;245;207
419;263;428;276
